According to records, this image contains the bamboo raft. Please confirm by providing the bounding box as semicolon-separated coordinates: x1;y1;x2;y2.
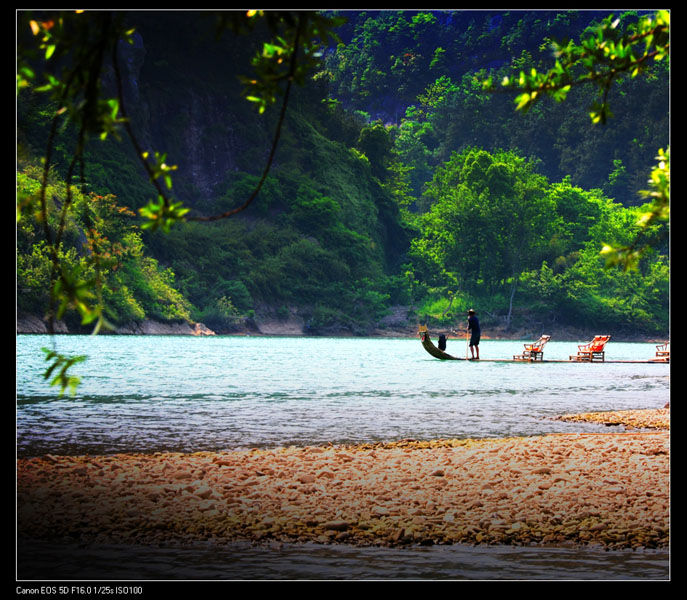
418;327;669;364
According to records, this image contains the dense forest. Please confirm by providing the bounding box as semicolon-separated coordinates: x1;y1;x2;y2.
17;10;669;339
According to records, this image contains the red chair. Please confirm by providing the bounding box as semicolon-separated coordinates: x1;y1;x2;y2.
513;335;551;361
653;342;670;362
570;335;611;362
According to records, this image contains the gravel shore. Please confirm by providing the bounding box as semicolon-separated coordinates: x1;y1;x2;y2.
555;408;670;430
17;410;669;552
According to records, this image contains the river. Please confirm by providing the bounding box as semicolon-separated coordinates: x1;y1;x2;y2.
16;334;670;581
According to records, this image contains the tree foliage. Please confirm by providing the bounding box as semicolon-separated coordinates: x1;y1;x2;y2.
17;10;346;390
17;10;345;330
17;164;193;328
490;11;669;124
406;148;668;332
482;10;669;272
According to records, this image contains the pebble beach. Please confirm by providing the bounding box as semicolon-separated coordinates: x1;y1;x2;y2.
17;409;669;553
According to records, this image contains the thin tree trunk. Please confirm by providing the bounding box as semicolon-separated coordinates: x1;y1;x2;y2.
441;291;455;319
506;277;518;331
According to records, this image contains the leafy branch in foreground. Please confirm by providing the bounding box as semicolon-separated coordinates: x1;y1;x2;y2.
111;10;345;230
186;11;344;223
485;10;669;124
18;11;135;337
18;10;344;394
483;10;669;270
601;148;670;271
41;348;87;396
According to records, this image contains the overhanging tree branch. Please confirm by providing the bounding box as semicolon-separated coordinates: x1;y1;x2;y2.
188;14;304;222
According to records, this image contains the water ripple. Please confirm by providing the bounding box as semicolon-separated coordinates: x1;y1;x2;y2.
17;336;669;457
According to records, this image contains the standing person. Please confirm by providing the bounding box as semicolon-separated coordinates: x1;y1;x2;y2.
467;309;480;359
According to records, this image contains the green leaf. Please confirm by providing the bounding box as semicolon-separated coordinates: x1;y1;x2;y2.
41;348;87;396
139;197;190;232
515;92;532;112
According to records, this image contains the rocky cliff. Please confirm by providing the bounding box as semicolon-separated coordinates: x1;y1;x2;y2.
111;13;271;211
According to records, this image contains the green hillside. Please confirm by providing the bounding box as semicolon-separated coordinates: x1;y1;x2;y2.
17;10;669;337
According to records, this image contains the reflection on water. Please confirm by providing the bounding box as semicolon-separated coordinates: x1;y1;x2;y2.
18;538;669;581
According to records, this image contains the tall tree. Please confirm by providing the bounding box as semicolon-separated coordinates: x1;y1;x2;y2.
411;148;556;327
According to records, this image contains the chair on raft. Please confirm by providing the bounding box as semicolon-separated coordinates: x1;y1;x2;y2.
513;335;551;361
653;342;670;362
569;335;612;362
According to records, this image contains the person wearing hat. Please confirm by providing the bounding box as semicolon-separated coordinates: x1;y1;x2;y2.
467;309;480;359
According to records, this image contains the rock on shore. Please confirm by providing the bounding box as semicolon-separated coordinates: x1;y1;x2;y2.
17;431;669;551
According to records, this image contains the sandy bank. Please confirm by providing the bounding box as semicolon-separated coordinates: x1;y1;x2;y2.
556;408;670;431
18;425;669;551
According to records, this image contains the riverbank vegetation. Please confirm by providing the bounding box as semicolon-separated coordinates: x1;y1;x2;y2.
17;10;669;339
